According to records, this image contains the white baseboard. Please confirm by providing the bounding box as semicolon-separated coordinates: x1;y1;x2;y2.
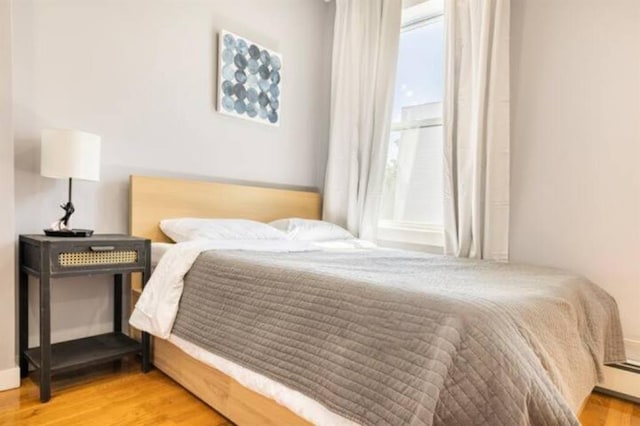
0;365;20;392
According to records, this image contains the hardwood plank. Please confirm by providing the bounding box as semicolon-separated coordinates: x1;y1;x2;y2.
633;403;640;426
580;392;611;426
580;392;640;426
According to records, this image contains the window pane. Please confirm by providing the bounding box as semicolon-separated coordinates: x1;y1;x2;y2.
380;10;445;234
381;125;443;224
391;19;444;123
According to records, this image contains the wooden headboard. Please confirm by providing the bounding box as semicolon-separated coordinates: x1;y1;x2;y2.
129;175;322;242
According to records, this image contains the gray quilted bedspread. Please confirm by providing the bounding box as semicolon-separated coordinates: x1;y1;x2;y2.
171;249;625;426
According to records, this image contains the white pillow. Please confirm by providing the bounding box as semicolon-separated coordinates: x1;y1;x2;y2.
160;218;288;243
269;218;355;241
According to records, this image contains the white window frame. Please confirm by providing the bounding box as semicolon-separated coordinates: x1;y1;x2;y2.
377;6;445;252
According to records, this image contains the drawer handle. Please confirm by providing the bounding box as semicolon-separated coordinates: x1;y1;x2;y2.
90;246;116;252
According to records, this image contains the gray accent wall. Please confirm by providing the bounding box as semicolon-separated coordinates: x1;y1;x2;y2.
11;0;334;347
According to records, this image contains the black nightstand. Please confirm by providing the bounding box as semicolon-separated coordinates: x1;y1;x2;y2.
18;234;152;402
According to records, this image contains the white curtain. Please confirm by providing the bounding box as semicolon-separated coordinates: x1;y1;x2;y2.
443;0;510;261
322;0;402;240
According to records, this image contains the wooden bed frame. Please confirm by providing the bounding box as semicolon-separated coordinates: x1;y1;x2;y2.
129;175;319;425
129;175;591;423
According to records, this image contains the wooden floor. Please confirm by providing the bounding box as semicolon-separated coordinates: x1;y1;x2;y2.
580;392;640;426
0;359;638;425
0;360;231;425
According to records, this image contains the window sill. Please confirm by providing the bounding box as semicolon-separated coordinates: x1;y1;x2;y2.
376;220;444;253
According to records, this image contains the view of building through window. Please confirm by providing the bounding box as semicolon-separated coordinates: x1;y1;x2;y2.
379;1;444;244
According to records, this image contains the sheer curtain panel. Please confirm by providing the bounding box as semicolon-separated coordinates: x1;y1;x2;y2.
443;0;510;260
322;0;402;240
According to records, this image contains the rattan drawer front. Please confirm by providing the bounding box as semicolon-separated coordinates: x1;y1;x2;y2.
58;250;138;267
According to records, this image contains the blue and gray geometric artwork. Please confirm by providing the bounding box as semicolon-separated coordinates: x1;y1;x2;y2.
218;30;282;126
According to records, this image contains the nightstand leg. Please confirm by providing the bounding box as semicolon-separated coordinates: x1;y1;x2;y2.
19;269;28;378
141;332;151;372
114;274;123;333
141;248;152;373
39;273;51;402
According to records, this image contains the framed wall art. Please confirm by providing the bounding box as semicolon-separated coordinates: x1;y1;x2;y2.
217;30;282;126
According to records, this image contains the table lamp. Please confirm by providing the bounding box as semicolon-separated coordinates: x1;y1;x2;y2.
41;129;101;237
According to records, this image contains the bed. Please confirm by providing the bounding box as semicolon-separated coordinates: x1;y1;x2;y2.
129;175;626;426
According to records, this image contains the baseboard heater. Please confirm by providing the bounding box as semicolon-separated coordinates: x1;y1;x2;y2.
594;362;640;404
609;362;640;375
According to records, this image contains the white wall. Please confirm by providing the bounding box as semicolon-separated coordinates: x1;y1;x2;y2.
12;0;334;345
511;0;640;360
0;0;19;391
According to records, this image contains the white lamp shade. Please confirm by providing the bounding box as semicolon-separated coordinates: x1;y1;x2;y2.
41;129;101;181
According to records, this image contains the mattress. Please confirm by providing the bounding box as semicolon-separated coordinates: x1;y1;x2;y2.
132;241;626;425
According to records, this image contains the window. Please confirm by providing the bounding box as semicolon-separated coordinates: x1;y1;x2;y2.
378;0;445;249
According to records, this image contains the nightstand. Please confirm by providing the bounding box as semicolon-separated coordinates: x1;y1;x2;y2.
18;234;152;402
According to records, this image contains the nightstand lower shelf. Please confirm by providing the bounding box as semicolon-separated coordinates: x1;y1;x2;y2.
24;332;142;374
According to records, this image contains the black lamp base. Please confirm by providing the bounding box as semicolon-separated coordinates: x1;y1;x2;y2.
46;178;94;237
44;229;94;237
